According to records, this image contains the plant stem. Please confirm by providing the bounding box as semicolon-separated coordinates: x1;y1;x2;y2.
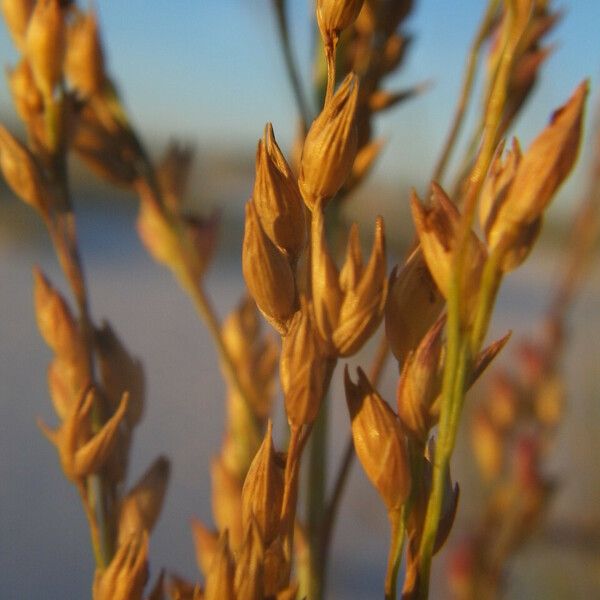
432;0;501;184
306;393;329;600
181;275;262;430
271;0;312;129
385;507;406;600
319;334;390;583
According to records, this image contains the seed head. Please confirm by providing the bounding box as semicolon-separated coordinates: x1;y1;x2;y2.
25;0;65;98
190;519;218;577
118;456;170;545
345;367;411;512
204;531;236;600
317;0;364;42
33;268;81;358
7;59;43;124
311;208;387;356
93;531;148;600
0;125;46;212
241;422;285;546
487;81;588;271
280;301;334;426
396;315;445;442
411;184;486;324
385;248;444;364
253;123;306;257
242;200;296;334
299;73;359;209
1;0;34;51
38;389;129;481
65;9;105;97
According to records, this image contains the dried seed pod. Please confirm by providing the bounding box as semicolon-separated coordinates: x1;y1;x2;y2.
333;218;387;356
73;102;139;189
2;0;34;51
411;184;486;323
253;123;306;257
204;531;236;600
280;301;334;426
156;141;195;211
234;518;265;600
93;531;149;600
190;518;218;577
118;456;170;545
488;81;588;269
25;0;65;98
479;138;522;238
38;389;129;481
0;125;46;212
211;457;244;551
310;206;344;345
311;208;387;356
95;322;145;426
65;9;105;97
7;59;43;124
33;268;81;359
345;367;410;512
317;0;364;41
299;73;359;208
263;536;289;597
242;200;296;334
385;248;444;364
396;315;445;442
241;421;285;546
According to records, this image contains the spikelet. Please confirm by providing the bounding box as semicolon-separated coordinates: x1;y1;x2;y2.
299;73;359;209
311;208;387;356
93;531;149;600
253;123;306;257
411;184;486;324
385;248;444;364
1;0;34;51
0;125;46;212
241;422;285;546
242;199;296;334
65;9;105;97
345;367;410;512
25;0;65;98
280;301;334;426
190;519;218;578
38;389;129;481
485;81;588;271
396;315;445;442
234;518;265;600
317;0;364;42
118;456;170;545
204;531;235;600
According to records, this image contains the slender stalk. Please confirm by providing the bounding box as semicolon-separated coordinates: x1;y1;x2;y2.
385;507;407;600
271;0;312;128
432;0;501;184
180;275;262;430
319;334;390;580
305;393;330;600
416;6;525;594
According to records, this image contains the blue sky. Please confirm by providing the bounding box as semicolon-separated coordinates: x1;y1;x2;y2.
2;1;600;189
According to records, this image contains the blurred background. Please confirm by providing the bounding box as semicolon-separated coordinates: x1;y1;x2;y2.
1;1;600;598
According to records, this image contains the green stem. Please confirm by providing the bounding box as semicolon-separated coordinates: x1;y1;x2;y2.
306;392;329;600
385;507;407;600
432;0;501;184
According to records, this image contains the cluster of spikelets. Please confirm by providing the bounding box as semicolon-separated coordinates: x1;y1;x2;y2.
0;0;592;599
